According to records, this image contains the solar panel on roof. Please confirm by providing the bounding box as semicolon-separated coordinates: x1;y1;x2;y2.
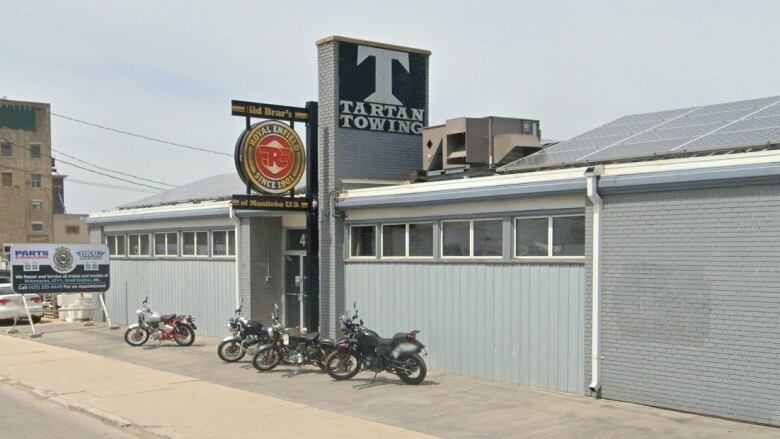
499;95;780;172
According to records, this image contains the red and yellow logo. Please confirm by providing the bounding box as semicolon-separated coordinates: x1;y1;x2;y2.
235;120;305;194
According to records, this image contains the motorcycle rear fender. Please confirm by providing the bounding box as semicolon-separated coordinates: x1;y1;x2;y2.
319;338;335;347
334;337;354;351
222;335;240;342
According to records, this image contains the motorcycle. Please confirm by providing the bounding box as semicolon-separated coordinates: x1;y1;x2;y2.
217;302;268;362
252;304;335;372
324;304;427;385
123;297;197;347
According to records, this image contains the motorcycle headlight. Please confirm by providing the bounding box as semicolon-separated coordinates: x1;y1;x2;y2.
266;327;274;336
135;309;143;317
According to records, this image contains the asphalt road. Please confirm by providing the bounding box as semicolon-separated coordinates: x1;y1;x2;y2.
0;382;139;439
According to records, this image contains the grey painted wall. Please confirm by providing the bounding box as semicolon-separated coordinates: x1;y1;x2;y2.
345;262;585;393
239;216;282;322
104;259;235;337
318;38;430;337
589;182;780;426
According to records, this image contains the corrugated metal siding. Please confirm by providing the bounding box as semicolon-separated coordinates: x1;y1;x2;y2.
345;262;585;394
105;259;236;337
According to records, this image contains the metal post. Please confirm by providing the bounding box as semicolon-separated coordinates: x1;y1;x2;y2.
21;295;40;338
100;293;118;329
304;101;319;331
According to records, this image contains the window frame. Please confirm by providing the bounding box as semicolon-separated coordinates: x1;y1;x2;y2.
30;173;42;188
126;233;151;257
31;222;44;233
348;225;377;259
441;218;504;259
551;214;586;258
406;222;435;259
211;229;235;258
1;172;12;187
30;199;42;209
0;143;12;157
65;225;80;235
380;223;408;259
29;143;42;159
513;214;585;259
105;234;126;257
154;232;179;257
181;230;209;257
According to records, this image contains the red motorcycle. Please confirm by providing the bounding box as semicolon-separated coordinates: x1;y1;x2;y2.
124;297;197;346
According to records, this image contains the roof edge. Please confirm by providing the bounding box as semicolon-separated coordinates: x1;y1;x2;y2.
315;35;431;55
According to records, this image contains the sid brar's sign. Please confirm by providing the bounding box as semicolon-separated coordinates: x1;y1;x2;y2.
11;244;110;293
338;41;428;135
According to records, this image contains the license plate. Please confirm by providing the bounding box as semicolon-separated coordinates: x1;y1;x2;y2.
282;333;289;345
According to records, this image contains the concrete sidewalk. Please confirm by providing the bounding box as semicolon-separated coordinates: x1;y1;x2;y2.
0;334;433;439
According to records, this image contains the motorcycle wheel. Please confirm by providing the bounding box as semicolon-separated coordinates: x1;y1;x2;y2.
252;346;282;371
173;324;195;346
397;354;427;385
316;345;336;371
124;327;149;346
325;350;361;381
217;340;245;362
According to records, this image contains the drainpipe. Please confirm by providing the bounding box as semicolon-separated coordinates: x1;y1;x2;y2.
585;165;603;398
229;207;241;311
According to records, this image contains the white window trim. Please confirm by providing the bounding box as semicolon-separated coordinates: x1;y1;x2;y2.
153;232;180;257
441;219;504;259
105;234;126;257
211;229;234;258
181;230;210;257
513;214;585;259
30;199;43;209
348;225;377;259
30;174;42;188
406;222;435;259
380;223;408;259
127;233;151;257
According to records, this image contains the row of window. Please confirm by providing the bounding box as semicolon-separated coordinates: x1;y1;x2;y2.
0;172;42;188
349;215;585;260
105;230;236;257
1;142;41;158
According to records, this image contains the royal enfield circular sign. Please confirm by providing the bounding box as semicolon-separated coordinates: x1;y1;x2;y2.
235;120;305;194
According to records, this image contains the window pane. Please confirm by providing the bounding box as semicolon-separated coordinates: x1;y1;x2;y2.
553;216;585;256
31;223;43;232
128;235;139;255
31;174;41;188
30;145;41;158
182;232;195;255
1;143;11;156
166;233;178;255
382;224;406;257
286;229;306;251
408;223;433;257
116;235;125;255
196;231;209;255
107;236;116;255
154;233;166;255
350;226;375;257
515;218;548;256
228;231;235;256
474;220;503;257
442;221;470;256
140;234;150;255
213;231;227;256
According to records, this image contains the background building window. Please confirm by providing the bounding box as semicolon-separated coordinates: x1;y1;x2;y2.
473;219;503;257
442;220;470;257
154;232;178;256
1;172;11;187
382;224;405;257
65;225;79;235
408;223;433;257
350;225;376;257
31;222;43;232
212;230;235;256
30;174;41;188
182;231;209;256
29;144;41;158
30;200;42;209
515;217;548;257
1;143;11;156
552;216;585;256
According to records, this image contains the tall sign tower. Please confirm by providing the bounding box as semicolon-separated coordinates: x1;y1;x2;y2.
316;36;430;335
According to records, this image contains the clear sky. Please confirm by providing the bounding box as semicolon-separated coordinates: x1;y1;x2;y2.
2;0;779;213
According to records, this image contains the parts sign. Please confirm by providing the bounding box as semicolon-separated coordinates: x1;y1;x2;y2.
10;244;110;293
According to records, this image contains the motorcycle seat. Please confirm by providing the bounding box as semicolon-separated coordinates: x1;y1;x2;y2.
299;332;320;342
378;333;409;346
160;314;176;321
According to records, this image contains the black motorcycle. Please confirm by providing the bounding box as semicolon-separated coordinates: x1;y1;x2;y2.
217;303;268;362
252;304;335;372
325;305;427;385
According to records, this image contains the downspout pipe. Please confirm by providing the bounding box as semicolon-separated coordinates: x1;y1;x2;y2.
229;207;242;311
585;165;603;398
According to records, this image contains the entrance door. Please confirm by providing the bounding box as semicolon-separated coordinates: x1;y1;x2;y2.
284;254;305;329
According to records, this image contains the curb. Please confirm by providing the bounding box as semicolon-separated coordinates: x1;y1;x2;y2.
0;373;168;439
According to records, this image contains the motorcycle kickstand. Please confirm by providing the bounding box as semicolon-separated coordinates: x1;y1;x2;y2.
353;372;384;390
285;364;303;378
